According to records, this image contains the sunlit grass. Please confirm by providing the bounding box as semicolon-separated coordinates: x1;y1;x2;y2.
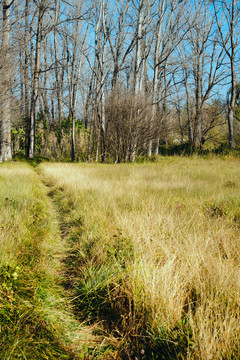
39;157;240;359
0;163;97;359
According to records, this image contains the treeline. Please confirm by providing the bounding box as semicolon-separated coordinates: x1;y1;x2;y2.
0;0;240;163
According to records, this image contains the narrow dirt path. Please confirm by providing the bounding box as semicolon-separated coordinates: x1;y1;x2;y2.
37;173;103;360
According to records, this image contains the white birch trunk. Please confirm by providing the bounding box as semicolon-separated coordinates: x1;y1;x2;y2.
134;0;144;95
0;0;12;162
29;5;43;158
148;0;165;157
228;0;236;149
24;0;30;154
54;0;63;130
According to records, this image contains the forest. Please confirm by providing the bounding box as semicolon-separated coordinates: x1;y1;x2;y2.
0;0;240;163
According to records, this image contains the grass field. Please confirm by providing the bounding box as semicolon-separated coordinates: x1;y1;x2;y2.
1;157;240;359
0;163;96;359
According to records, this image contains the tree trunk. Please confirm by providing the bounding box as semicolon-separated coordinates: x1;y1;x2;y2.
29;6;43;158
228;0;236;149
24;0;30;155
95;0;107;162
87;116;93;161
162;61;168;145
184;71;193;146
228;54;236;149
42;38;50;126
0;0;12;162
194;34;202;147
134;0;144;95
54;0;63;132
71;110;75;161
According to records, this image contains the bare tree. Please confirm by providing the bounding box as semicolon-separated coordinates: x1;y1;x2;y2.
107;0;134;89
65;9;88;161
23;0;31;154
148;0;188;156
53;0;63;133
28;0;48;158
178;0;226;148
0;0;15;162
93;0;108;162
213;0;240;149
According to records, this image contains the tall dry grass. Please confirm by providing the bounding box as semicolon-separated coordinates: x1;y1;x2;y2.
39;157;240;359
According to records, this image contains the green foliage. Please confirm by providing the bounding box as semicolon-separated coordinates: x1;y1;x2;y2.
12;151;27;161
148;142;240;158
157;143;194;156
11;127;25;135
204;197;240;225
214;143;240;156
136;154;158;163
0;264;72;359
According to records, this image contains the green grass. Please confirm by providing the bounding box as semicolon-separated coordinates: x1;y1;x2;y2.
0;163;97;359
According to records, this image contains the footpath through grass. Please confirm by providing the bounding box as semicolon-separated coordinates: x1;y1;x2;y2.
38;157;240;360
0;163;98;359
1;158;240;359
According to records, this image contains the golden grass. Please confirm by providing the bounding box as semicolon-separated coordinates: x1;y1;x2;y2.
38;157;240;359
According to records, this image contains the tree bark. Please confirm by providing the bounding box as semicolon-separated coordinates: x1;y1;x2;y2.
54;0;63;133
24;0;30;155
29;5;44;158
134;0;144;95
0;0;13;162
228;0;236;149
